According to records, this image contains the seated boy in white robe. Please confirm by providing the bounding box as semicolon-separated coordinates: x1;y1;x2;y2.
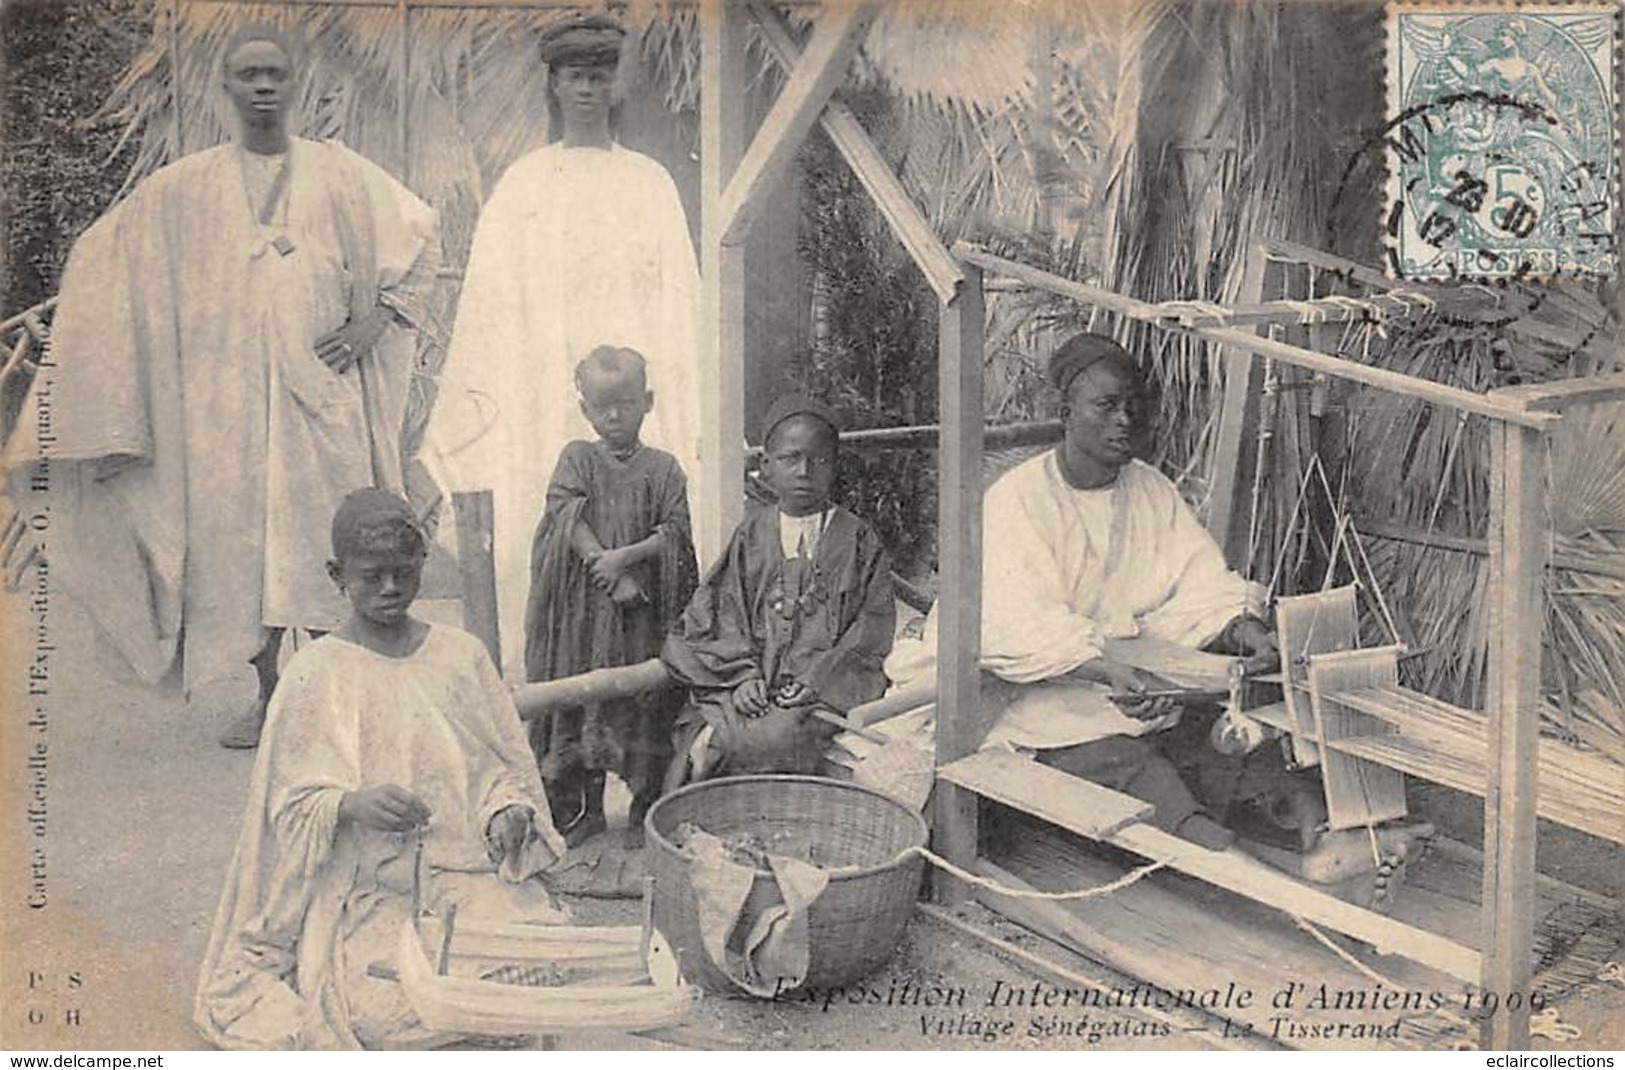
195;489;567;1050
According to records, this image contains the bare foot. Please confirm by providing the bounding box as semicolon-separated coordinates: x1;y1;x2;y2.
1296;821;1435;886
1323;850;1412;914
219;700;267;750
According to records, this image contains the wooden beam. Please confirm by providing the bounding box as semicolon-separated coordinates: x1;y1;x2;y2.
939;750;1154;840
1494;373;1625;413
451;490;501;673
716;0;880;246
914;903;1278;1051
698;0;748;559
932;263;985;905
513;658;670;721
1357;516;1625;581
180;0;828;7
953;244;1560;431
1205;243;1269;559
1258;237;1393;291
837;419;1062;453
1104;823;1481;983
748;0;961;303
1479;415;1546;1049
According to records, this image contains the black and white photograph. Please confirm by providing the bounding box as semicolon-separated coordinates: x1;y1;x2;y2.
1;0;1621;1054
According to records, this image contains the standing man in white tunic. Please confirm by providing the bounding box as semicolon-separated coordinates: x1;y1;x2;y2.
5;25;440;748
424;15;705;678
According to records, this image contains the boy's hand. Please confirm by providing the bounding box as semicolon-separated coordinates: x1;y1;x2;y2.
773;678;817;708
609;574;647;606
339;784;432;832
733;677;769;718
485;804;533;864
589;547;631;589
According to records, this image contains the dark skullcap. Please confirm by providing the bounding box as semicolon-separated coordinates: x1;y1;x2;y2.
538;13;626;67
1046;333;1145;396
330;488;425;559
760;393;841;449
220;20;302;73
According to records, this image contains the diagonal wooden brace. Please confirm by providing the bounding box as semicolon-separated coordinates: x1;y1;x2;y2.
716;0;881;246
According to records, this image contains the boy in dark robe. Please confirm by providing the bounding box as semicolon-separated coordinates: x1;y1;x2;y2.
662;395;895;787
524;346;698;847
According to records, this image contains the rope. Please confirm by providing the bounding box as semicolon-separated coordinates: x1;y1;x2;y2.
899;845;1167;901
1290;914;1400;987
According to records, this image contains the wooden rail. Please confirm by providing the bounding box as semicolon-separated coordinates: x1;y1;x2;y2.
952;244;1560;431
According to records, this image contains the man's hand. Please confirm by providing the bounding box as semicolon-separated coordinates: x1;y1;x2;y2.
589;547;632;590
1221;614;1281;674
338;784;432;832
733;677;769;718
485;804;533;864
1073;657;1177;723
315;310;387;374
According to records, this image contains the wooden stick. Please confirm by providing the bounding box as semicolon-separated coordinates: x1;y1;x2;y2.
1357;517;1621;581
512;658;671;721
716;0;881;245
808;706;887;744
0;296;56;336
748;0;961;304
847;676;937;727
451;490;501;673
953;244;1559;431
437;902;458;976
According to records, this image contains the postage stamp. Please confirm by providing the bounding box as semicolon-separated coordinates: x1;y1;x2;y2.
1385;2;1620;281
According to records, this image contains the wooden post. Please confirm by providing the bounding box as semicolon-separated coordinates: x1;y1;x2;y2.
1204;243;1269;562
933;262;985;903
169;0;183;160
397;0;411;180
452;489;501;673
1480;417;1545;1050
699;0;748;559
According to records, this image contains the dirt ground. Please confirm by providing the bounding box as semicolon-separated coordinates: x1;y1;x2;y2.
3;588;1621;1051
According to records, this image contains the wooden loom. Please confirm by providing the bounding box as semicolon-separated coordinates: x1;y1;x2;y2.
927;239;1625;1050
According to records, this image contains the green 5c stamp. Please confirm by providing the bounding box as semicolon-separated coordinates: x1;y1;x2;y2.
1386;3;1619;280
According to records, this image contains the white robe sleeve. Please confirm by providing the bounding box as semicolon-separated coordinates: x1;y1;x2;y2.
977;469;1106;683
461;633;567;872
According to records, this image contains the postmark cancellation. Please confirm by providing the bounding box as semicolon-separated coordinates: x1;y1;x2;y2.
1385;2;1620;281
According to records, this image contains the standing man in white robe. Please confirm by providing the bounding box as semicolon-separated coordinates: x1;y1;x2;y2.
5;25;440;748
423;15;705;679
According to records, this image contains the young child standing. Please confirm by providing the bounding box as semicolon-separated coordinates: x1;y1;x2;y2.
662;394;895;787
524;346;699;847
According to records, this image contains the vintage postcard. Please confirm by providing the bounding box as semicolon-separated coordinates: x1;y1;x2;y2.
2;0;1621;1056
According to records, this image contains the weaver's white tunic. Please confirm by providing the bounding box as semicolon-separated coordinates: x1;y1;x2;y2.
886;452;1264;750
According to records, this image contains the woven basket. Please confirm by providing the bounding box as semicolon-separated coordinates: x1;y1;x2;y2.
644;775;928;995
